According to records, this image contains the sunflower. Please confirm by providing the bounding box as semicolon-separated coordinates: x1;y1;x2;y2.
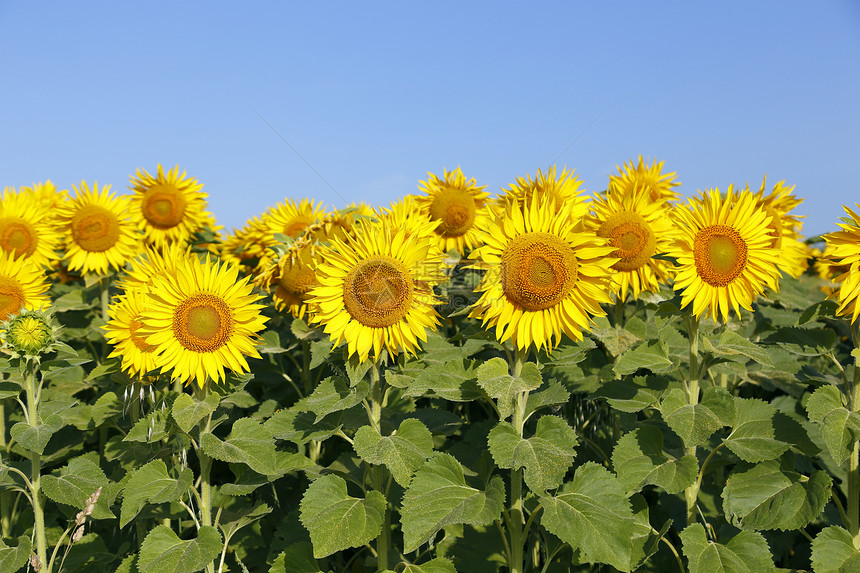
609;156;680;202
248;198;328;272
255;236;319;319
822;205;860;322
669;187;781;322
308;203;375;244
499;166;590;220
21;180;70;211
469;198;617;352
586;185;673;300
411;167;491;254
307;218;447;363
56;181;141;276
0;187;63;268
0;250;50;321
118;241;193;295
220;218;265;274
376;196;439;241
128;165;213;247
751;176;807;279
139;255;268;387
103;289;160;377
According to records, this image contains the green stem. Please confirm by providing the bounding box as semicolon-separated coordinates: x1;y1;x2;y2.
848;357;860;547
301;339;312;396
367;361;390;569
196;383;215;573
508;347;529;573
684;316;700;528
614;292;626;327
24;360;48;572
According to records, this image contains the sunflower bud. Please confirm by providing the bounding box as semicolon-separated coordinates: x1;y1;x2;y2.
1;307;60;361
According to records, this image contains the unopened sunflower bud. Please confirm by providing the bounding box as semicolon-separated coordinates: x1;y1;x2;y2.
30;553;42;572
72;524;85;543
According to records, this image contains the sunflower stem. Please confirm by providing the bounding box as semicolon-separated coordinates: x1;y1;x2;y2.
507;347;529;573
196;383;215;573
24;359;49;572
848;347;860;548
684;315;700;528
367;361;391;569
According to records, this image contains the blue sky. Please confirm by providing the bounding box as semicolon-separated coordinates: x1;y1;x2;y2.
2;1;859;237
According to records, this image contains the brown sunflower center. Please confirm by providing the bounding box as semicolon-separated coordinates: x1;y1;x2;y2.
129;317;156;353
598;211;656;272
501;232;578;311
343;256;414;327
284;216;314;238
71;205;121;252
693;225;748;287
142;184;187;229
0;218;37;259
428;187;477;236
172;293;234;352
0;277;24;321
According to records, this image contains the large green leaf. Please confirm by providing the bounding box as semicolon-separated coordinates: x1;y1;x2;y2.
523;380;570;421
265;409;342;446
171;392;220;434
402;359;483;402
591;375;673;413
590;321;641;357
661;386;735;448
401;453;505;553
269;543;323;573
806;384;860;464
120;459;194;527
10;414;64;454
763;327;837;357
0;536;32;573
679;523;775;573
702;330;774;367
476;358;542;419
723;398;792;462
296;377;369;422
353;418;433;486
539;462;638;571
811;526;860;572
487;416;578;493
722;459;831;531
138;525;222;573
299;474;386;558
41;456;115;519
201;418;312;477
614;340;674;376
386;558;457;573
611;426;697;495
124;409;171;443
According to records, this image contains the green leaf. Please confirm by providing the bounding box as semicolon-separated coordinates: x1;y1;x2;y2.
806;385;860;464
404;360;483;402
201;418;312;477
702;330;774;367
265;409;342;446
542;337;597;366
0;381;20;400
476;358;542;419
218;501;272;537
120;460;194;527
679;523;775;573
296;377;369;422
269;543;323;573
41;456;114;519
487;416;578;493
723;398;792;463
394;557;458;573
138;525;222;573
763;327;837;357
524;380;570;420
171;392;220;434
590;322;641;357
661;386;735;448
591;375;672;413
124;409;170;443
401;453;505;553
722;460;832;531
797;299;838;325
299;474;386;558
539;462;638;571
611;426;697;495
0;536;32;573
353;418;434;487
309;339;333;370
258;329;288;353
10;414;64;454
614;340;674;376
811;526;860;573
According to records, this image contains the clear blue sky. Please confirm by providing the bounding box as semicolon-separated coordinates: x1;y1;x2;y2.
2;1;859;237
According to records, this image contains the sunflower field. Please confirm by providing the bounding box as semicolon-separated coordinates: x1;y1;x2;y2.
2;160;860;573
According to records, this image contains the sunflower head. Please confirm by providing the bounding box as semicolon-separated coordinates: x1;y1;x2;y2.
413;167;491;253
1;307;61;362
0;250;50;322
609;156;680;203
751;176;807;279
499;166;589;221
823;204;860;322
255;236;319;319
0;186;63;269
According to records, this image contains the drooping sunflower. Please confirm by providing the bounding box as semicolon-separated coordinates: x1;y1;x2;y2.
751;176;807;279
586;185;673;300
139;255;268;387
103;289;160;378
0;187;63;269
56;181;141;276
307;218;447;363
669;187;781;322
0;250;50;321
609;156;680;202
411;167;491;254
129;165;213;247
499;166;590;220
469;198;618;352
255;236;319;319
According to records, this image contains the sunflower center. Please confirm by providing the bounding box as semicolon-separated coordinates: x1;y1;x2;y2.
501;232;578;311
71;205;121;252
278;261;316;297
343;256;414;328
694;225;749;287
0;218;37;259
142;184;187;229
598;212;656;272
0;277;24;321
173;293;234;352
284;217;314;238
429;188;477;236
129;317;156;353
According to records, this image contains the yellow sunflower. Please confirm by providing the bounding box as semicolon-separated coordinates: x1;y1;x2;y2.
586;185;673;300
21;180;70;211
609;156;680;202
254;236;319;319
376;196;438;241
56;181;142;276
118;241;193;295
249;198;328;272
103;289;160;377
750;176;807;279
669;187;781;322
307;218;447;363
822;205;860;322
220;218;265;274
0;187;63;269
469;198;618;352
128;165;212;247
308;203;375;244
499;166;590;220
139;255;268;387
412;167;491;254
0;250;50;321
